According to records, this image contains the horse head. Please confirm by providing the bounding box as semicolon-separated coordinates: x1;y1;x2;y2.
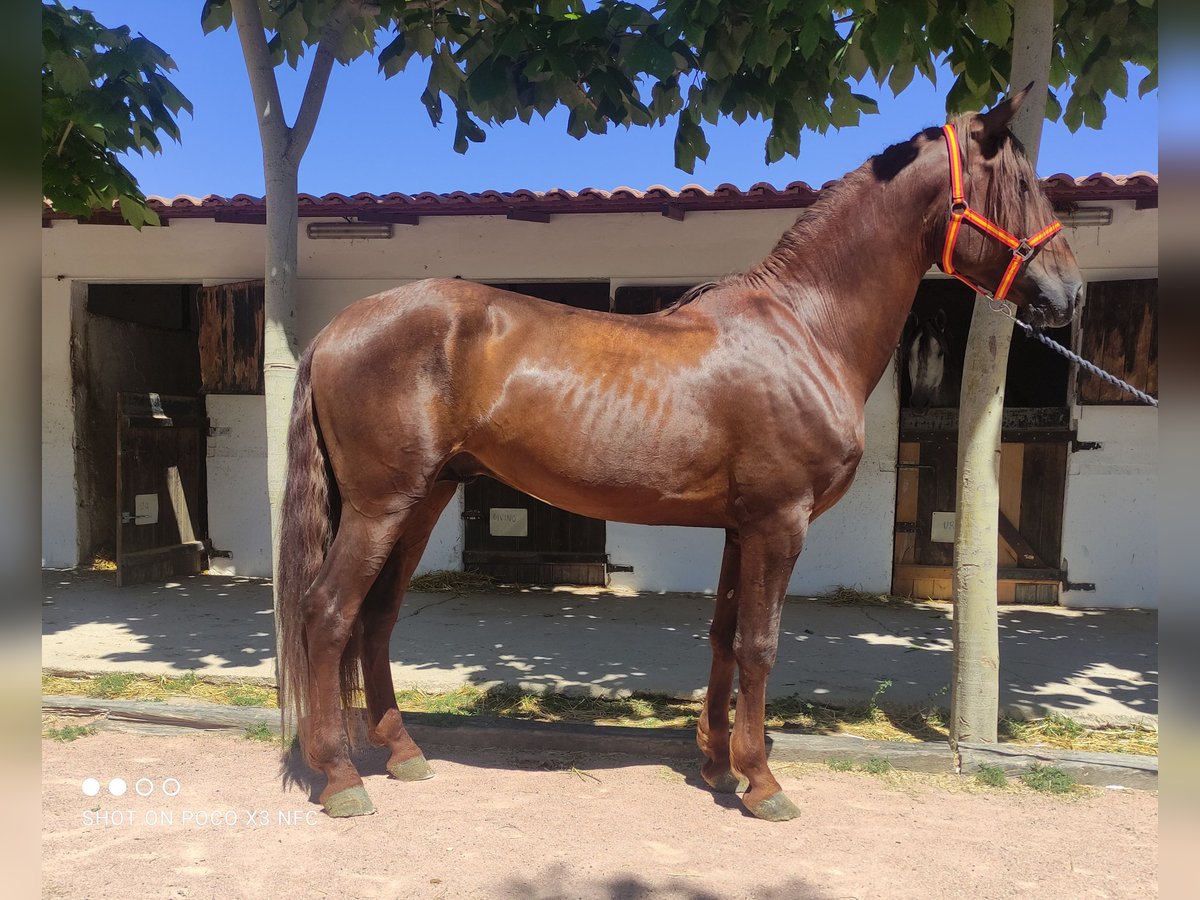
906;310;958;410
938;87;1083;329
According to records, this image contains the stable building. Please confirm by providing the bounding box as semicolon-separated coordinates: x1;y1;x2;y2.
40;173;1158;608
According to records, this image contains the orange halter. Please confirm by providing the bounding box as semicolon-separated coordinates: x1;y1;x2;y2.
941;123;1062;303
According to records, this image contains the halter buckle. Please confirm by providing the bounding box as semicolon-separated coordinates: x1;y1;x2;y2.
1013;240;1034;261
950;200;967;217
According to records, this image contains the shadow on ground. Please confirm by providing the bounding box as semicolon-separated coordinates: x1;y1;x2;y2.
42;568;1157;722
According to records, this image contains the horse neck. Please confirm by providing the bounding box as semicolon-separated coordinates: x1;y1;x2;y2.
754;149;946;400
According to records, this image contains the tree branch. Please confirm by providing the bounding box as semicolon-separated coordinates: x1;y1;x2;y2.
229;0;289;155
287;0;364;166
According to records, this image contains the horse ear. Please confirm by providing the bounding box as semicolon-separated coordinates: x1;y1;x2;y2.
973;83;1034;153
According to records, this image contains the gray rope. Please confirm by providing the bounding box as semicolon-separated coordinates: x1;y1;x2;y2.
1012;318;1159;407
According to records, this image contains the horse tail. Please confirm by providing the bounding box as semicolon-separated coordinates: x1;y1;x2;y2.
276;345;356;759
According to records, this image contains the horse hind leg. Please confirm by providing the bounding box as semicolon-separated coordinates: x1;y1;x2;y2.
300;507;408;818
358;482;457;782
697;532;748;794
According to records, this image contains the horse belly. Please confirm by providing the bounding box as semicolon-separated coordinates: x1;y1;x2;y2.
466;379;732;527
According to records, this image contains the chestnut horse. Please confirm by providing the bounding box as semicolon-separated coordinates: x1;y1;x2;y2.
277;89;1082;821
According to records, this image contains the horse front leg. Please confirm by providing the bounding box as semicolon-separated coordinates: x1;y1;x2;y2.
697;531;746;793
729;517;807;822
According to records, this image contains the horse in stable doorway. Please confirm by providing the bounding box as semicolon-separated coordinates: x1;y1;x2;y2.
277;88;1082;821
904;309;962;410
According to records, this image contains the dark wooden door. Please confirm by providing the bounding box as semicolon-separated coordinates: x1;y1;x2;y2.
115;393;209;586
463;479;607;585
197;280;265;394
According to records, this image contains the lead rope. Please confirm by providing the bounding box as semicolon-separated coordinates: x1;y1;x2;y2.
1010;318;1158;407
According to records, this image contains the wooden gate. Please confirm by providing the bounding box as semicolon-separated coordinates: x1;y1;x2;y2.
892;409;1069;603
115;393;209;586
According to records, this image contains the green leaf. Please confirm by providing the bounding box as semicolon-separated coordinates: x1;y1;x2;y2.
467;57;510;105
673;113;709;174
797;23;820;61
842;40;869;81
852;93;879;114
50;54;91;95
964;47;992;91
888;63;915;97
871;4;907;68
1081;92;1106;129
118;196;150;229
626;35;677;81
1138;67;1157;97
650;78;683;120
452;109;486;154
1045;90;1062;122
566;107;588;140
1062;92;1084;132
200;0;232;35
966;0;1012;47
409;26;436;59
378;33;413;78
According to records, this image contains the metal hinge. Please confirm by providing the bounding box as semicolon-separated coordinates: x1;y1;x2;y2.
1071;440;1102;452
461;509;483;521
606;563;634;573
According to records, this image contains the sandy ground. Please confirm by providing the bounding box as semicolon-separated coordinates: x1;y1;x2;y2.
43;730;1156;900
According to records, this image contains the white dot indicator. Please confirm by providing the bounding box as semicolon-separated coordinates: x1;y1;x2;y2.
135;778;154;797
82;778;100;797
162;777;181;797
108;778;127;797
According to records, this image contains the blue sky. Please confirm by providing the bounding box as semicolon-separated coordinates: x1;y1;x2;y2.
90;2;1158;199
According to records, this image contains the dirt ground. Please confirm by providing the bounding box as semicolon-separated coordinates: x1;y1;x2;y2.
43;730;1156;899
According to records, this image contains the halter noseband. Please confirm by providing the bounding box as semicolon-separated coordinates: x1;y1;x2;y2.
940;123;1062;303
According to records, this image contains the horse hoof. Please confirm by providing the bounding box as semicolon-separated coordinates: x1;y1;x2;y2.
747;791;801;822
704;770;749;794
323;785;375;818
388;754;434;782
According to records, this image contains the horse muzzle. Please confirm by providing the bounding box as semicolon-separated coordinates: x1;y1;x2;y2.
1020;280;1081;330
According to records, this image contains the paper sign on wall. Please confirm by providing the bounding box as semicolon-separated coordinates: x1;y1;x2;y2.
489;508;528;537
134;493;159;526
931;511;956;543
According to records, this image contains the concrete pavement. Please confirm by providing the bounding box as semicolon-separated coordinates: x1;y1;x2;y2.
41;568;1157;724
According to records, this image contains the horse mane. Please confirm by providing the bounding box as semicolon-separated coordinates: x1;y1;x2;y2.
662;280;720;313
682;110;1045;297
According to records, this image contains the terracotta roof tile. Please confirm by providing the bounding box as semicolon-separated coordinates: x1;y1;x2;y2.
45;173;1158;223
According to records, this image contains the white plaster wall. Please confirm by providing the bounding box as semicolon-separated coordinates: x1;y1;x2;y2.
205;395;271;577
1059;406;1157;609
41;278;77;567
422;486;465;574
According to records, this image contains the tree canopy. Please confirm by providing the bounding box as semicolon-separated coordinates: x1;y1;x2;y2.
42;1;192;226
202;0;1157;174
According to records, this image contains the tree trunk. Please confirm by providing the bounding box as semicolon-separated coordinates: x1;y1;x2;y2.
263;161;301;580
950;0;1054;762
229;0;353;590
